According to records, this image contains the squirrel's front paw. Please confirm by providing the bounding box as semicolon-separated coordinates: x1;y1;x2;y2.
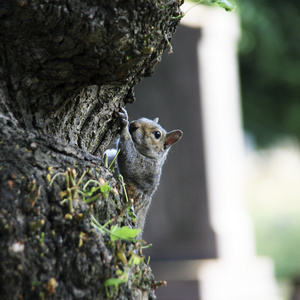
118;107;129;127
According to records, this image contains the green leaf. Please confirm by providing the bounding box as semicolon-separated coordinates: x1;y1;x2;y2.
105;275;128;298
84;186;99;197
105;277;128;288
209;0;235;11
110;225;141;241
130;253;144;265
100;184;111;197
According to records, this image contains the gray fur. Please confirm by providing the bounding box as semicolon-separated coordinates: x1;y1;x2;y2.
117;108;183;238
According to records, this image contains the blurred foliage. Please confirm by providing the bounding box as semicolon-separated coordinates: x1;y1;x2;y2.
254;212;300;279
209;0;235;11
246;144;300;280
239;0;300;281
239;0;300;147
188;0;235;11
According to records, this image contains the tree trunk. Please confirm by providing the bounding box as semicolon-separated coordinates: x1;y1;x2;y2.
0;0;182;299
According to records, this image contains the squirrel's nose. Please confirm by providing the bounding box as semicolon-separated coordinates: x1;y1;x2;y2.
129;122;138;134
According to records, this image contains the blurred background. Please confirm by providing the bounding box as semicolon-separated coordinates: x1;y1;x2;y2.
239;0;300;297
127;0;300;299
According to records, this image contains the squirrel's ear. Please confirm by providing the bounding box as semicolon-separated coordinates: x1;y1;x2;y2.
153;117;159;123
164;130;183;149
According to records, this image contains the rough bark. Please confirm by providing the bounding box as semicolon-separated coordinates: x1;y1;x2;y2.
0;0;181;154
0;0;182;299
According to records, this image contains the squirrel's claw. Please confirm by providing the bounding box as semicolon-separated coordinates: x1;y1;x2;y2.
118;107;129;127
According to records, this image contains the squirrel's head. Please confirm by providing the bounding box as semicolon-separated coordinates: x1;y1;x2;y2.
129;117;183;159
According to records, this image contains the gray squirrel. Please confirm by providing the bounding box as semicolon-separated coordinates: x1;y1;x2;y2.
116;108;183;237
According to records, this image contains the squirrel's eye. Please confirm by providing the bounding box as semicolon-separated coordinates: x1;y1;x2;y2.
153;131;161;139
